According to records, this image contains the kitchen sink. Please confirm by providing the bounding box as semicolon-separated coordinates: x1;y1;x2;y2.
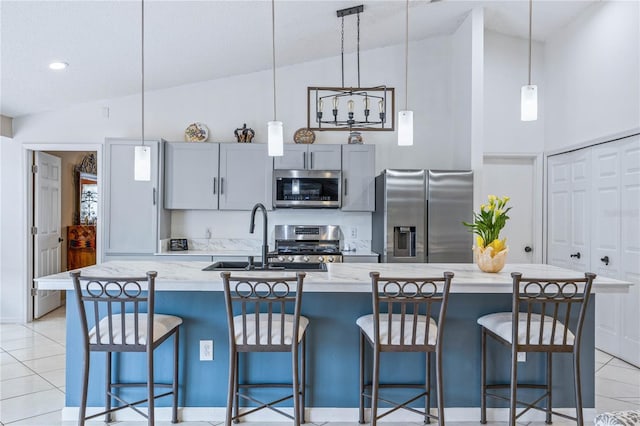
202;261;327;272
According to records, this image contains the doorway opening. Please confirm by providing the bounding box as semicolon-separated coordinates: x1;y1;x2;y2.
25;144;102;321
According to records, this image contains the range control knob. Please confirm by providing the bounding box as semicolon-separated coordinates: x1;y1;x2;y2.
302;256;310;263
287;256;294;262
318;256;324;263
277;256;285;262
327;256;334;262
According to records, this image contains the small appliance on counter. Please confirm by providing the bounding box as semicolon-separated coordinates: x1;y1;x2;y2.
372;169;473;263
269;225;343;266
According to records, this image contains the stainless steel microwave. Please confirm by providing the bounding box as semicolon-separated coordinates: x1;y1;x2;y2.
273;169;342;208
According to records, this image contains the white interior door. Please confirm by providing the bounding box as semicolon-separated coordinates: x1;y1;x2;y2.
483;155;538;263
33;151;62;318
592;143;622;356
547;150;591;272
618;137;640;366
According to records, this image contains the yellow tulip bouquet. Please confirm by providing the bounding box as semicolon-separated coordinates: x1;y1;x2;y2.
463;195;511;272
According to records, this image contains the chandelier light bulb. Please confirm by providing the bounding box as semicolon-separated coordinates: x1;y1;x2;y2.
378;99;384;113
364;97;370;109
333;96;339;110
318;99;324;112
347;100;355;113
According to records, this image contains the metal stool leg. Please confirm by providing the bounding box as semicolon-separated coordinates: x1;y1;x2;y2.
574;352;584;426
233;352;240;424
147;350;154;426
509;345;518;426
226;347;236;426
292;343;301;426
105;351;112;423
426;351;431;424
371;348;380;426
79;347;89;426
172;328;180;424
436;349;445;426
358;331;366;424
481;327;487;424
300;333;307;424
546;352;552;424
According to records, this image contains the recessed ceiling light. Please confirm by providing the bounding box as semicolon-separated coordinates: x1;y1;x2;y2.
49;61;68;71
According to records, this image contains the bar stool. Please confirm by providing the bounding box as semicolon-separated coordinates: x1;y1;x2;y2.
478;272;596;426
357;271;454;426
221;271;307;426
70;271;182;425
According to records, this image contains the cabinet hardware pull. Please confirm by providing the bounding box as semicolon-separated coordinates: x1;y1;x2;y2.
570;252;581;259
524;246;532;253
213;177;217;195
153;188;157;205
220;178;224;194
344;178;348;196
310;152;314;169
600;256;610;266
303;152;307;169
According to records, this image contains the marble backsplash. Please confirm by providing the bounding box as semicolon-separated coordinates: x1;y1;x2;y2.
161;237;371;253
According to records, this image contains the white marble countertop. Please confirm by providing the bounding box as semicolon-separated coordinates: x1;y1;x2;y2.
35;261;632;293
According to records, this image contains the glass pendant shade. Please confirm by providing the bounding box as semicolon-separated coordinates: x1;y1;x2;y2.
134;145;151;181
521;84;538;121
397;110;414;146
267;121;284;156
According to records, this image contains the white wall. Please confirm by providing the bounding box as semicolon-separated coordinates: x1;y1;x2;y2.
545;0;640;151
483;31;545;154
1;36;458;322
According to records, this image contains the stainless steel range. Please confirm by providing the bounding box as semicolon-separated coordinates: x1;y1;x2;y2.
269;225;343;265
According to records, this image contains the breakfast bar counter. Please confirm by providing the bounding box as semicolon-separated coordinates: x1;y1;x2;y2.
35;261;631;423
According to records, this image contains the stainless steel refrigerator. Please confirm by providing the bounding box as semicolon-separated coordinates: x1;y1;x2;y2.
372;169;474;263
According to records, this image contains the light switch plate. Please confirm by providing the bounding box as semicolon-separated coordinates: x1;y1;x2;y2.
200;340;213;361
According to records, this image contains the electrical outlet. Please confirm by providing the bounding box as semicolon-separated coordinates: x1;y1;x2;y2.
205;228;212;239
517;352;526;362
350;227;358;238
200;340;213;361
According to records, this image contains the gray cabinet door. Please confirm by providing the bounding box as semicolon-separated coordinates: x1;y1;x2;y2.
104;139;159;254
341;144;375;211
165;142;219;209
219;143;273;210
308;145;341;170
274;145;307;169
274;144;341;170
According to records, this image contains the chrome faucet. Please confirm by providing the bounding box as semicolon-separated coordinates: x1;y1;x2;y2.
249;203;269;269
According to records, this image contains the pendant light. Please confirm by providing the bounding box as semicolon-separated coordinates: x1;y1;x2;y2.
397;0;413;146
267;0;283;157
134;0;151;180
521;0;538;121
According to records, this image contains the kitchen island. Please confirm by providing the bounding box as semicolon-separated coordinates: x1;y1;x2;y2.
36;261;631;423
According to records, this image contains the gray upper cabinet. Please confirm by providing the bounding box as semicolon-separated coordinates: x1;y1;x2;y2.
165;142;219;209
341;144;375;211
274;144;341;170
104;138;170;256
219;143;273;210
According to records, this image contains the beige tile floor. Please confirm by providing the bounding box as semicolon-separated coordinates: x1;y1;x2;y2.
1;307;638;425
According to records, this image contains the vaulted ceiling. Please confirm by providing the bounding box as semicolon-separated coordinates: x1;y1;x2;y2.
1;0;599;118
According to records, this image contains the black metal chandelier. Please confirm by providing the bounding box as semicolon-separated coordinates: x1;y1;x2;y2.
307;5;395;132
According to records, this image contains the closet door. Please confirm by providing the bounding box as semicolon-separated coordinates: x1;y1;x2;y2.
547;150;591;271
619;137;640;366
592;143;622;355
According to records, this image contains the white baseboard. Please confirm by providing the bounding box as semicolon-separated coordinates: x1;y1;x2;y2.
62;406;596;423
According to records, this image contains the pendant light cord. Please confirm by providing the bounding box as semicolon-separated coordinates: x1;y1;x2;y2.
404;0;409;110
528;0;532;85
141;0;145;146
271;0;277;121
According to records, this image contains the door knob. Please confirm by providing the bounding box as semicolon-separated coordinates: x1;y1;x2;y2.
600;256;610;266
570;252;581;259
58;237;64;243
524;246;532;253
